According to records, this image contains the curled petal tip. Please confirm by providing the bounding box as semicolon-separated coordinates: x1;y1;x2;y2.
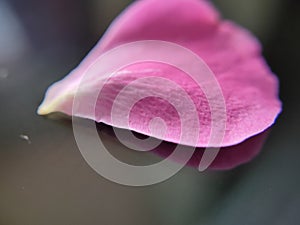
37;106;46;115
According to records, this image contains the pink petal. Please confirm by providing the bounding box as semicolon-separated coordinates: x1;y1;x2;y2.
38;0;281;167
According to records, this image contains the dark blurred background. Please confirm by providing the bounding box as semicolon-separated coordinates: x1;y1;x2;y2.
0;0;299;224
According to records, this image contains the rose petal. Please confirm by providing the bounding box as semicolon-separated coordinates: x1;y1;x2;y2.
38;0;281;155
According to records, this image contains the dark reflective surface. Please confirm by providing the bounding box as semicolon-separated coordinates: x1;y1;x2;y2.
0;0;299;224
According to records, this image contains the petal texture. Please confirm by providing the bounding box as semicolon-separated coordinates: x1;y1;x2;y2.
38;0;281;167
